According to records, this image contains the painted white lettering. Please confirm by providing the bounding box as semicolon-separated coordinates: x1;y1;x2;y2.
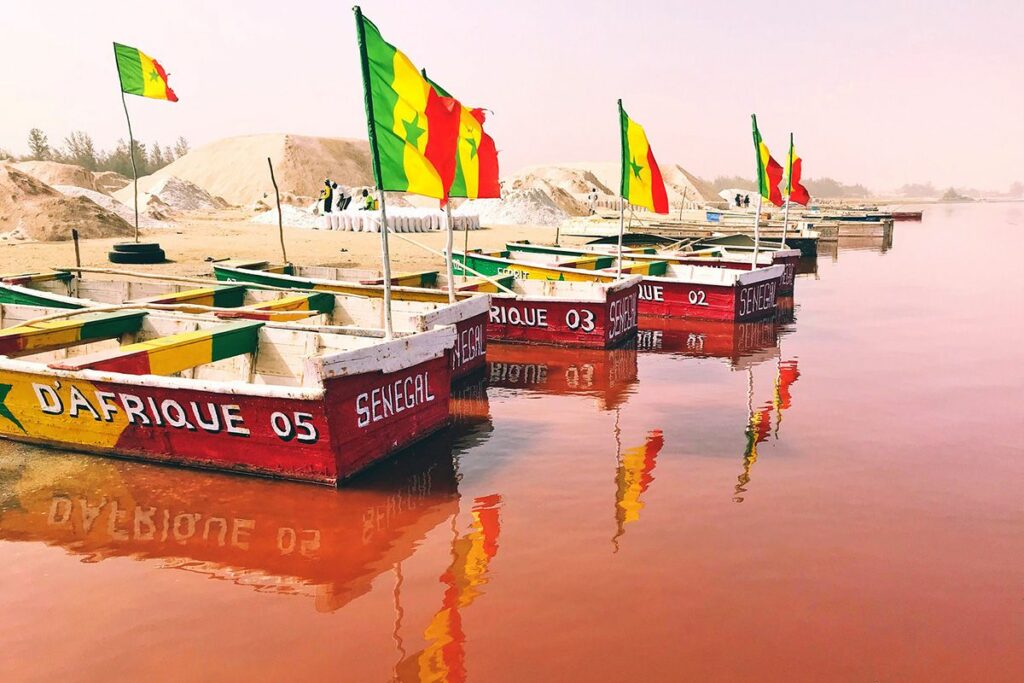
222;404;250;437
33;383;63;415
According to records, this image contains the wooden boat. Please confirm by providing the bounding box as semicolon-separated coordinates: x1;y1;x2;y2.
213;261;641;350
891;210;923;221
0;302;457;485
505;241;800;297
0;270;489;382
453;249;784;323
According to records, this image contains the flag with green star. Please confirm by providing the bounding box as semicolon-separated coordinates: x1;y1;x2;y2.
422;70;502;200
354;8;460;200
113;43;178;101
618;100;668;213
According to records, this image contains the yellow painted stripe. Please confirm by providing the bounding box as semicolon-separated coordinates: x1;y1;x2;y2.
625;117;655;211
391;50;443;198
126;331;213;376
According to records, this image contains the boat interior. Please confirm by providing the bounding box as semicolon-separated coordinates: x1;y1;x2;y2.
0;303;405;388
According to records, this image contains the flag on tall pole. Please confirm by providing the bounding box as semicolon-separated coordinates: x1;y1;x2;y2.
422;72;501;200
749;114;782;268
113;42;177;243
785;134;810;206
354;9;459;200
752;115;784;207
354;6;460;337
617;100;668;278
618;102;669;214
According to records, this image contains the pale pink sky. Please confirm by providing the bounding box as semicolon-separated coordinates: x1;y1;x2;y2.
3;0;1021;189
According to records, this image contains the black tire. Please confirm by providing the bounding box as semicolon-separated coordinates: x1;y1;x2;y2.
108;249;166;264
111;242;162;254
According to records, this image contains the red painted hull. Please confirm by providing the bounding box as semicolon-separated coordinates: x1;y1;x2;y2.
2;355;453;486
486;281;639;348
450;312;487;380
636;273;781;322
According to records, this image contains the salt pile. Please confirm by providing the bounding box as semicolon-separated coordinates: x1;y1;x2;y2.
456;188;568;226
53;185;169;228
252;204;320;229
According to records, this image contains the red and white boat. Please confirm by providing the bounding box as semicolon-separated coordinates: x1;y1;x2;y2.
455;249;784;323
214;261;641;350
0;302;457;485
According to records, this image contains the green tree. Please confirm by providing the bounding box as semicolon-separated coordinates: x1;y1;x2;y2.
62;130;99;170
149;141;167;170
27;128;51;160
172;136;190;159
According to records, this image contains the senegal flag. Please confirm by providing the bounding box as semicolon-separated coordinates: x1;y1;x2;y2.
619;101;669;213
423;72;501;200
113;43;177;102
786;134;811;206
354;8;460;200
752;114;784;207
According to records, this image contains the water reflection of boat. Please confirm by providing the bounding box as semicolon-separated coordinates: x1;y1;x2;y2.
636;316;780;369
486;341;639;410
0;425;487;613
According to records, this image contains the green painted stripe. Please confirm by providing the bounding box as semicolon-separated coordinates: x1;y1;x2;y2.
214;266;310;290
77;311;147;341
113;43;145;95
209;321;264;363
210;285;248;308
0;283;84;309
306;292;336;314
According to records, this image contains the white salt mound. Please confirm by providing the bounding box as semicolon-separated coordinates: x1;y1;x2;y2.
456;188;567;227
53;185;169;228
252;204;320;229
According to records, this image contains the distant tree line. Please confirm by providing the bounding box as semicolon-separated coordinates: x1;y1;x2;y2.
703;174;869;198
0;129;189;177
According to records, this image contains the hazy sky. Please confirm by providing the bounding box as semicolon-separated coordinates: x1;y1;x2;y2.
3;0;1021;189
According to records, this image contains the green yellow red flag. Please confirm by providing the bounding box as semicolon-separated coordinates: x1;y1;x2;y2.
752;114;784;207
422;72;501;200
113;43;177;102
785;133;811;205
353;8;460;200
619;101;669;213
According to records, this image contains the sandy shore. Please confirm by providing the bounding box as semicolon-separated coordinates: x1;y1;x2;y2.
0;210;567;278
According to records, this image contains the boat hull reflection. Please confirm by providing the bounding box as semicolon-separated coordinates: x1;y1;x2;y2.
486;341;638;410
637;317;780;368
0;426;482;613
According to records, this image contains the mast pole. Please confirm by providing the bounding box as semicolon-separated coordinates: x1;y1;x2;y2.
751;193;763;270
119;88;139;242
354;6;394;339
444;202;456;303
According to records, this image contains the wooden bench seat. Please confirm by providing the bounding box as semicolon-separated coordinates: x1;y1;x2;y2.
0;310;146;356
50;320;264;376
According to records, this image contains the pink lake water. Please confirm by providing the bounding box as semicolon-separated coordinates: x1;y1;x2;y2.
0;202;1021;682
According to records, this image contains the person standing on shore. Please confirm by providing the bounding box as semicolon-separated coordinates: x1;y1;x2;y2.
320;179;334;213
587;188;599;215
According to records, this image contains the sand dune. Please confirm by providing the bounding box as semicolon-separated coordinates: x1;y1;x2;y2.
0;164;133;242
120;134;374;206
510;161;715;205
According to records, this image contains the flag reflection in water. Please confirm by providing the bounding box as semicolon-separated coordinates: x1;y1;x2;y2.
612;428;665;551
396;494;502;683
734;358;800;502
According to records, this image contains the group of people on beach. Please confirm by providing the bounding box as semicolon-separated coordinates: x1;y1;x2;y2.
319;178;375;213
735;193;751;208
